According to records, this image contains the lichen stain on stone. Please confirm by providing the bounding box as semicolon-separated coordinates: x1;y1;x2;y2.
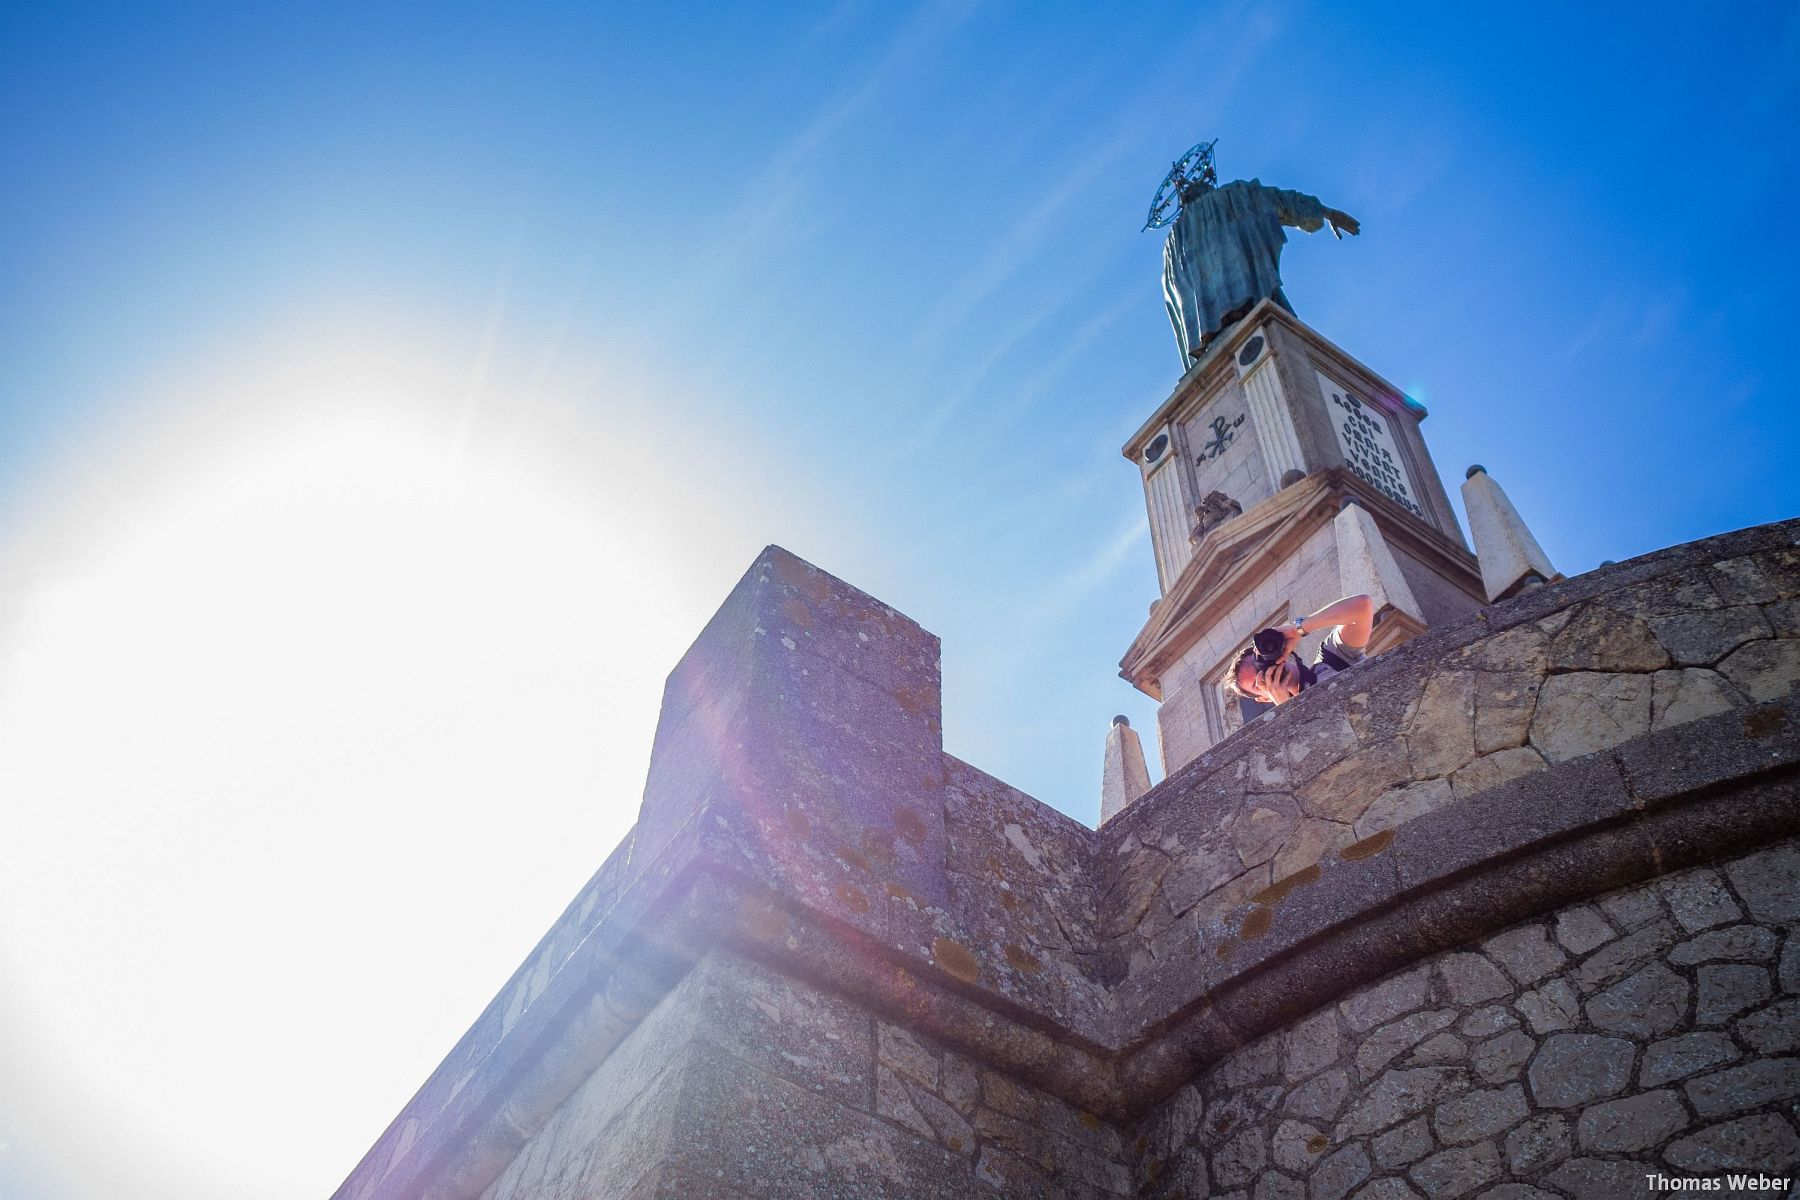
1003;944;1041;973
836;884;871;914
1215;938;1236;959
1252;863;1321;906
1744;706;1784;739
737;895;788;941
893;685;932;715
837;845;871;871
1340;828;1396;860
1079;1111;1102;1131
772;554;830;602
931;937;981;984
1306;1134;1329;1154
862;828;898;864
999;890;1019;911
1240;906;1274;940
883;882;916;904
784;808;810;839
984;855;1009;879
780;596;815;630
947;1136;964;1152
894;808;928;846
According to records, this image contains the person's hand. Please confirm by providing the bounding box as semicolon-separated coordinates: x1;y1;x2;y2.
1325;209;1360;238
1255;660;1301;704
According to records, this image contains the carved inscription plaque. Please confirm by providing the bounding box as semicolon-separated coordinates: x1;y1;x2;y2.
1317;373;1423;517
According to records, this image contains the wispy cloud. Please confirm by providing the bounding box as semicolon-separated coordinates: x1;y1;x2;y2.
906;4;1283;356
1012;510;1147;634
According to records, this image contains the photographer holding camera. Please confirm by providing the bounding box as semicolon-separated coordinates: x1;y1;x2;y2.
1225;594;1376;707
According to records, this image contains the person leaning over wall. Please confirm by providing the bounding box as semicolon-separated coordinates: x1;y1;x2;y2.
1225;594;1375;707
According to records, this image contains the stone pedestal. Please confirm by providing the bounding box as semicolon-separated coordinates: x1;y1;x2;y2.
1121;301;1486;773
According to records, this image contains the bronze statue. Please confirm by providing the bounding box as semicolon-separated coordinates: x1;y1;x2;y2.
1145;140;1359;364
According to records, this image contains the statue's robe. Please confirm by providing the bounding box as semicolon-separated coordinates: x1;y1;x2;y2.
1161;179;1328;363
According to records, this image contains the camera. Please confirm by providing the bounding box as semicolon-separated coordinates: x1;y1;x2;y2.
1250;627;1290;670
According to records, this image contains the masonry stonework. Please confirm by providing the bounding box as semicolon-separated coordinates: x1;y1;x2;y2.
335;518;1800;1200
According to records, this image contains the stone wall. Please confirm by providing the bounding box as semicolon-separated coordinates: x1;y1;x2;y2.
333;520;1800;1200
1130;842;1800;1200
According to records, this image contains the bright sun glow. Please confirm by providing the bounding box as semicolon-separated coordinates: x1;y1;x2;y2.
0;357;742;1199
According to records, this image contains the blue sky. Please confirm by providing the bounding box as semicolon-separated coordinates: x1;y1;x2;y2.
1;4;1796;1198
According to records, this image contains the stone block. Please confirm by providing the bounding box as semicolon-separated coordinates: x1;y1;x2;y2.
1355;777;1453;838
1340;967;1434;1034
1573;920;1677;992
1526;1034;1633;1108
1735;997;1800;1053
1551;906;1615;955
1213;1125;1268;1188
1470;1031;1535;1085
1474;1186;1558;1200
1640;1031;1742;1087
1348;1179;1423;1200
1309;1144;1371;1200
1404;671;1479;779
1457;1006;1517;1039
1231;797;1302;870
1662;1114;1800;1175
1513;979;1580;1034
1539;1156;1644;1200
1696;964;1773;1025
1287;1068;1353;1123
1685;1057;1800;1119
1297;741;1412;824
1527;672;1651;763
1784;934;1800;994
1650;667;1742;731
1472;671;1539;755
1546;603;1669;672
1670;924;1780;965
1649;606;1771;665
1271;1118;1326;1173
1432;1083;1529;1145
1286;713;1362;785
1406;1141;1500;1200
1585;962;1689;1038
1372;1114;1433;1167
1335;1067;1467;1137
1597;884;1666;930
1253;1169;1305;1200
1356;1009;1459;1079
1405;1033;1465;1066
1575;1089;1688;1152
1503;1112;1570;1175
1717;637;1800;701
1657;866;1746;932
1724;841;1800;923
1709;546;1800;605
1285;1008;1347;1082
1480;926;1566;986
1446;748;1543;802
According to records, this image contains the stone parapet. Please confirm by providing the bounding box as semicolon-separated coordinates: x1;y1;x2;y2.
335;522;1800;1200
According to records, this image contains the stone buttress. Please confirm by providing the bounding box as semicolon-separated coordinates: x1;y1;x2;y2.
335;521;1800;1200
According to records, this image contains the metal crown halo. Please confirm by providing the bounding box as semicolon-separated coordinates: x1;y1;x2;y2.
1142;138;1218;231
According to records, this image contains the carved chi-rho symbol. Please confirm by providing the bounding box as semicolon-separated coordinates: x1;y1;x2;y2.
1199;413;1245;462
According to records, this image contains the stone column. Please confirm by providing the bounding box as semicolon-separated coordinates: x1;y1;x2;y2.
1100;715;1152;823
1461;465;1560;602
1333;501;1426;626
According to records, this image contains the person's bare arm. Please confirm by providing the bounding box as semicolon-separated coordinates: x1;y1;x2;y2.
1283;594;1375;652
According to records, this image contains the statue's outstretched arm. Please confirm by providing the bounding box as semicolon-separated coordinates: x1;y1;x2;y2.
1324;208;1360;238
